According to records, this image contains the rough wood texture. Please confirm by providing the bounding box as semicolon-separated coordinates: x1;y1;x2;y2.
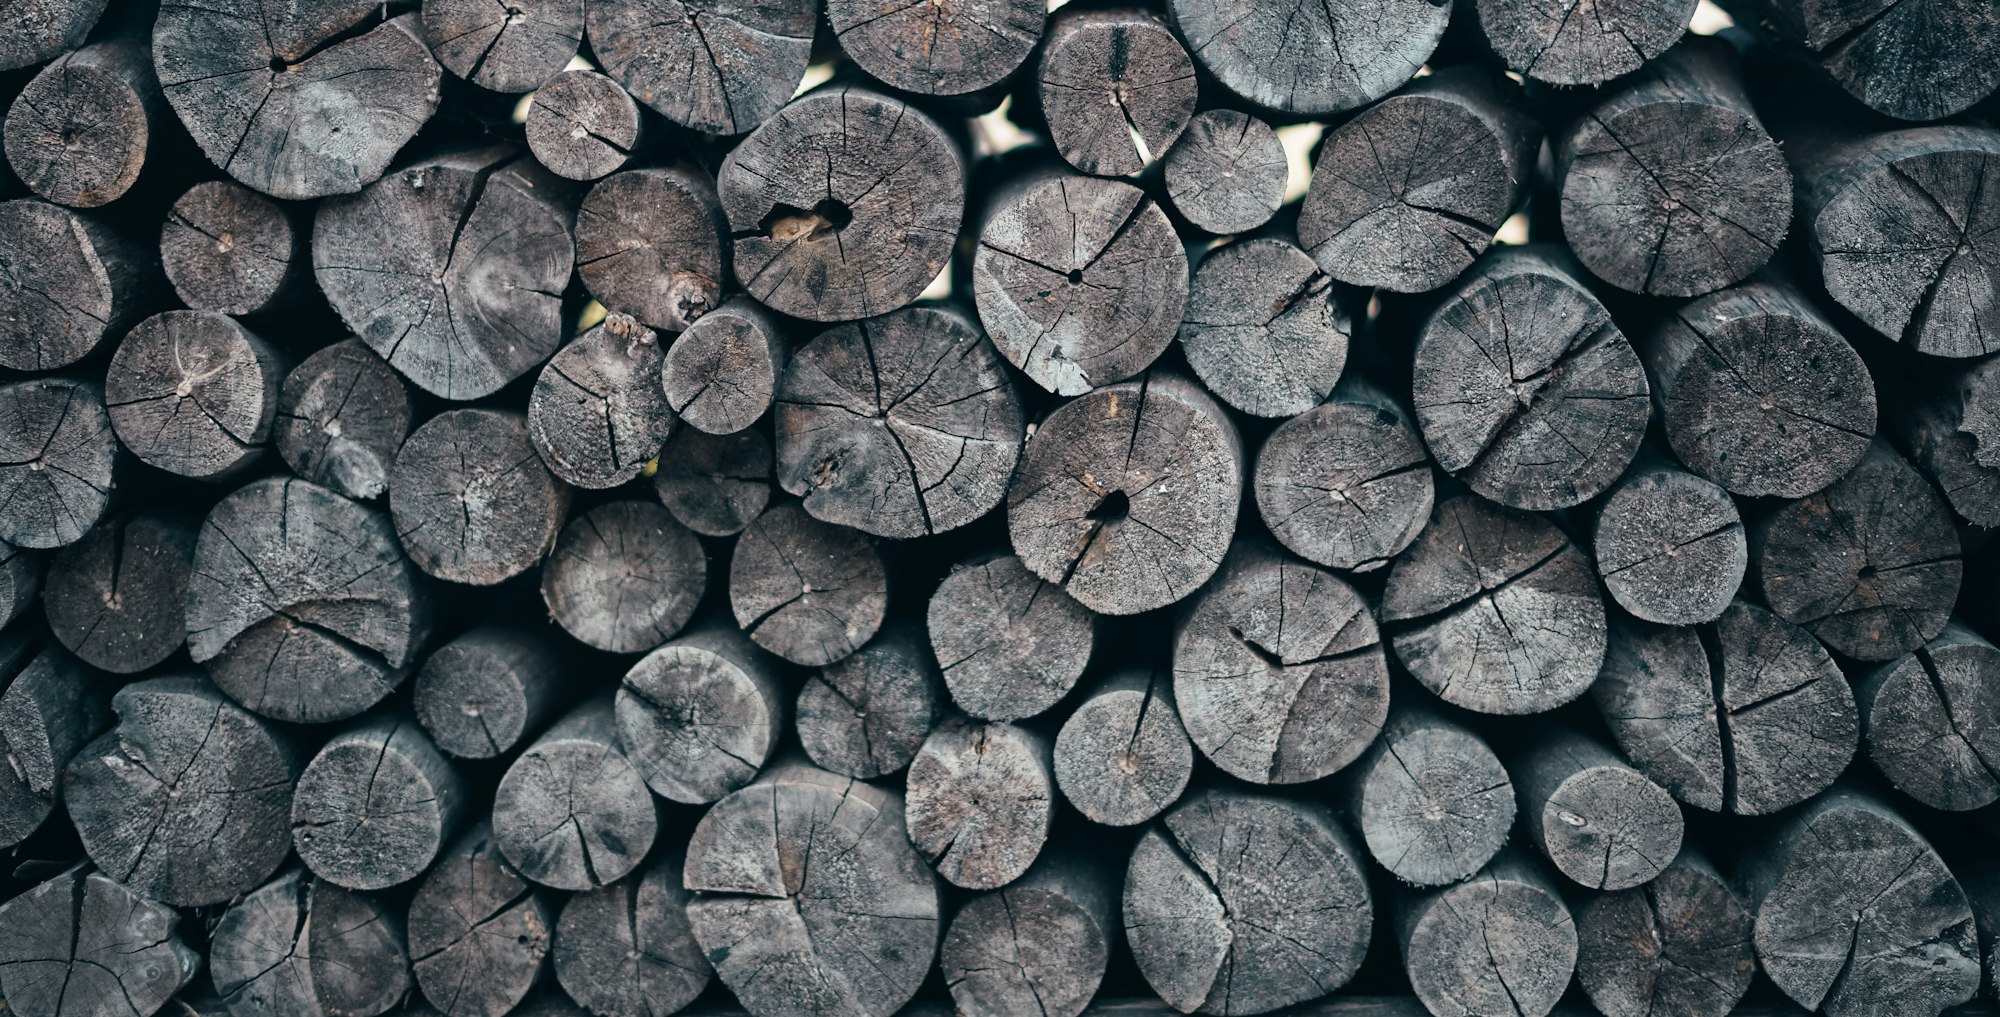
4;39;160;208
493;695;658;891
663;295;786;435
42;510;195;673
1381;494;1607;716
1716;0;2000;120
1161;109;1286;236
1555;39;1791;297
1053;668;1191;828
776;304;1023;539
655;426;772;537
0;198;155;372
682;759;941;1017
1124;787;1373;1015
905;717;1054;890
941;856;1116;1017
1347;700;1513;888
1166;0;1447;114
0;864;198;1017
973;171;1188;396
1642;276;1878;498
615;620;785;804
552;853;711;1017
827;0;1043;96
1007;373;1242;616
187;476;433;724
153;5;442;199
1297;67;1542;294
796;622;943;779
584;0;815;135
1573;849;1755;1017
274;338;413;502
528;314;672;489
0;540;44;628
314;148;574;400
718;86;965;322
1591;456;1745;625
105;309;285;481
1395;849;1577;1017
1902;357;2000;527
1513;727;1684;890
0;0;107;71
728;501;887;666
525;70;642;182
1476;0;1696;84
928;553;1094;723
0;645;110;849
293;714;469;891
1856;622;2000;811
540;499;706;654
161;181;308;317
1037;9;1195;177
577;166;725;335
421;0;581;94
1410;245;1651;510
210;868;412;1017
1253;378;1433;574
392;408;570;587
414;625;568;760
407;824;555;1017
62;674;300;907
1179;236;1350;418
1753;438;1962;661
0;378;116;550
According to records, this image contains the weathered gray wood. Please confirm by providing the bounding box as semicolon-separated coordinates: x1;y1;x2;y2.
0;199;155;372
1856;621;2000;811
161;181;308;316
1574;849;1755;1017
1396;849;1578;1017
552;853;711;1017
1298;66;1542;293
0;645;109;849
1902;356;2000;527
1754;438;1962;661
729;501;888;666
1179;236;1351;418
584;0;815;135
408;823;555;1017
42;511;195;673
1745;787;1980;1017
1475;0;1696;84
314;148;575;400
274;338;413;502
153;5;443;199
1253;377;1433;574
493;695;658;890
528;313;672;489
973;171;1188;396
928;553;1095;723
662;295;787;436
718;86;965;322
524;69;642;182
106;310;286;482
776;304;1023;539
1513;727;1684;890
1410;245;1651;510
293;713;469;891
795;622;942;779
540;499;706;654
942;855;1117;1017
1007;373;1242;616
1053;667;1190;828
210;868;412;1017
827;0;1042;96
1347;700;1513;888
1125;787;1374;1015
1166;0;1447;114
1036;9;1195;176
906;717;1054;890
0;378;116;550
1381;494;1607;715
1956;851;2000;1004
654;425;772;537
188;477;433;724
63;674;299;906
4;39;161;208
615;619;784;804
1715;0;1999;120
0;540;44;627
421;0;581;93
1591;456;1746;626
0;864;199;1017
0;0;108;71
413;624;568;760
391;408;570;587
1161;109;1287;236
577;166;725;334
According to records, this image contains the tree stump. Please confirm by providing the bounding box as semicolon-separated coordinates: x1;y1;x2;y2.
0;0;108;71
391;408;570;587
1901;356;2000;527
407;824;555;1017
0;864;198;1017
528;314;673;489
1513;727;1684;890
1476;0;1697;84
1036;9;1196;176
615;621;786;804
552;854;711;1017
420;0;581;93
928;553;1095;723
210;868;412;1017
42;510;195;673
584;0;815;135
827;0;1043;96
1253;378;1434;573
161;181;308;317
1396;849;1578;1017
1573;849;1755;1017
1165;0;1447;114
654;426;772;537
414;625;568;760
1347;700;1514;887
1162;109;1287;236
540;499;706;654
4;39;161;208
274;338;413;502
1591;457;1745;625
0;646;110;849
493;695;658;891
0;378;116;550
524;70;642;182
662;295;787;435
293;714;470;891
1857;622;2000;811
796;623;943;779
1715;0;2000;120
940;856;1116;1017
0;199;154;372
576;166;725;334
1052;668;1191;827
905;717;1055;890
729;501;888;666
1179;236;1351;418
105;309;285;482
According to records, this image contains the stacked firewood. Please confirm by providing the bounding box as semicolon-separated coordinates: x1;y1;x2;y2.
0;0;1998;1016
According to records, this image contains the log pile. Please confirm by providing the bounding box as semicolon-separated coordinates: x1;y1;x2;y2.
2;1;2000;1017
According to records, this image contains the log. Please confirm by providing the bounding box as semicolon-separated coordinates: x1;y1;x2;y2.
0;198;155;372
292;713;470;891
1164;0;1448;115
615;620;785;804
0;645;110;849
188;476;433;724
1714;0;1999;120
492;695;658;890
210;868;412;1017
274;338;414;502
1036;9;1196;176
1474;0;1696;84
540;499;706;654
524;70;642;182
1591;456;1746;626
314;147;575;400
391;408;570;587
62;673;299;906
1007;373;1243;616
940;855;1117;1017
527;313;673;489
0;540;43;627
827;0;1042;96
0;864;198;1017
1573;849;1755;1017
105;309;286;482
1346;700;1514;888
1160;109;1287;236
682;759;941;1017
1745;787;1980;1017
420;0;581;93
1178;236;1351;418
1592;603;1858;815
41;510;195;673
1554;39;1790;297
583;0;815;135
661;295;787;436
1396;849;1578;1017
407;824;556;1017
1051;667;1191;828
1856;621;2000;811
413;625;568;760
1409;245;1651;511
161;181;309;317
1296;66;1542;294
1512;727;1684;890
928;552;1095;723
1753;438;1962;661
1380;494;1607;715
576;166;725;334
905;717;1055;890
729;501;888;666
1901;357;2000;527
795;622;943;779
972;171;1187;396
1172;544;1389;785
4;39;161;208
717;86;965;322
1124;787;1373;1015
552;853;711;1017
152;6;443;199
1252;377;1434;574
0;377;116;550
1642;277;1878;498
654;425;772;537
0;0;107;71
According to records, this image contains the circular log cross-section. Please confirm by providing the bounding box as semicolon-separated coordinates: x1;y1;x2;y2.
106;310;284;482
1592;458;1745;625
420;0;582;94
162;181;307;317
718;87;965;322
577;166;725;335
553;855;710;1017
1514;728;1685;890
43;512;195;674
493;696;658;891
1397;850;1578;1017
828;0;1043;96
941;857;1116;1017
1723;0;2000;120
414;625;567;760
275;338;414;502
616;623;785;804
1037;9;1196;177
1166;0;1447;114
1052;668;1192;827
1124;788;1373;1015
524;70;641;182
0;378;117;550
0;865;198;1017
906;719;1054;890
408;825;555;1017
1254;379;1434;573
293;715;468;891
187;477;433;724
1349;701;1514;887
1179;237;1351;418
1173;545;1390;785
0;647;110;850
1008;374;1243;616
654;426;772;537
1382;494;1607;716
0;0;107;71
528;314;673;489
541;500;706;654
1411;246;1651;511
153;5;442;200
928;553;1095;723
0;199;153;373
392;408;570;587
585;0;815;135
1162;109;1287;236
974;172;1188;396
729;502;888;666
1857;622;2000;811
1903;357;2000;527
210;869;412;1017
1477;0;1697;84
662;295;787;436
1574;850;1755;1017
4;40;160;208
796;624;943;779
